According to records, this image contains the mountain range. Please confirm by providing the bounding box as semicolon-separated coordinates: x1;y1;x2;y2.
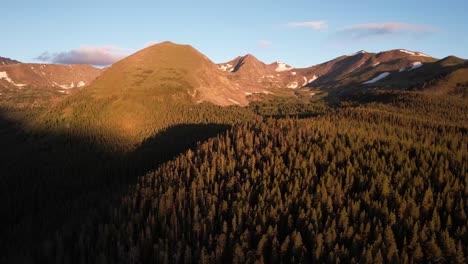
218;49;467;98
0;63;101;92
1;42;467;106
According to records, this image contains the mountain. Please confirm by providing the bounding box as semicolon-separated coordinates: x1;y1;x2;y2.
217;49;440;92
307;51;467;98
87;41;256;106
371;56;468;96
46;42;262;142
0;56;20;65
218;55;298;90
0;63;101;92
300;49;436;86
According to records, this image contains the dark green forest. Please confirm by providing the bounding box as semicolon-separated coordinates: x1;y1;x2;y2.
1;90;467;263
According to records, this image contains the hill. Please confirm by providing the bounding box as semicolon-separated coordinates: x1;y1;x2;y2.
0;56;20;65
87;41;254;106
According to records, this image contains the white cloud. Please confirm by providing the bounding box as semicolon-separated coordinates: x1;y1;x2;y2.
339;22;438;38
286;21;328;30
36;45;131;66
257;40;272;48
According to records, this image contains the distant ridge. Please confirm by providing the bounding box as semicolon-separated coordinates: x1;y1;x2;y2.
0;56;21;65
0;63;102;92
217;48;445;91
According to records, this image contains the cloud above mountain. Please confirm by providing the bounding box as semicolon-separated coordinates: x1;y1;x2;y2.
286;21;328;30
36;46;131;66
338;22;438;39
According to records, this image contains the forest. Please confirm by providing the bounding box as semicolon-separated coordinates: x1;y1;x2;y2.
1;90;467;263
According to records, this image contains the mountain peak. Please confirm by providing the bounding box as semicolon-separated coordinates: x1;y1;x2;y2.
84;41;250;106
241;54;262;62
347;50;367;56
144;41;193;50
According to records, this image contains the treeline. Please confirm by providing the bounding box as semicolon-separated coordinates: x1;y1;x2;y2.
52;97;467;263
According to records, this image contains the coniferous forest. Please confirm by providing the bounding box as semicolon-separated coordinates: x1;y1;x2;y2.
1;90;467;263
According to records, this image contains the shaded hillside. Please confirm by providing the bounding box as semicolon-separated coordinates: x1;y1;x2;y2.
0;102;257;263
0;56;21;65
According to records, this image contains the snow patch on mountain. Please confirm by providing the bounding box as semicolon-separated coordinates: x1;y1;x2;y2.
400;49;415;55
275;62;293;72
373;62;380;67
308;75;318;83
228;98;241;105
53;81;75;89
400;50;430;57
415;52;430;58
363;72;390;84
408;62;423;71
0;71;27;87
347;50;367;56
77;81;87;87
354;61;365;70
287;81;299;89
218;63;233;72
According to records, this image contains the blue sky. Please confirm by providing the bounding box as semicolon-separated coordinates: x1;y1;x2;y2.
3;0;468;67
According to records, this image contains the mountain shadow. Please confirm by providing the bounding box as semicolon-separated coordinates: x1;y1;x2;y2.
0;110;230;262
